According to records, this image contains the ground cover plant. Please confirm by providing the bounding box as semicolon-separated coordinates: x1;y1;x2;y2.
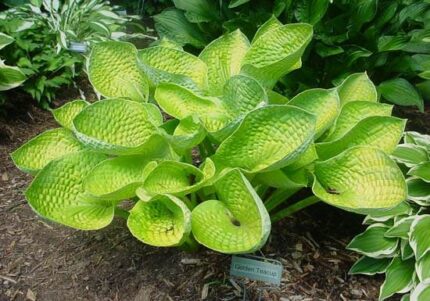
0;0;133;107
11;18;409;255
349;131;430;301
154;0;429;111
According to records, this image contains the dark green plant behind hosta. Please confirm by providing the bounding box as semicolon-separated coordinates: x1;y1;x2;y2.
349;132;430;301
154;0;429;111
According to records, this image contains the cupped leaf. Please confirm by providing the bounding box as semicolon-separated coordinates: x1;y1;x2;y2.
349;256;391;275
241;23;313;88
313;147;407;212
51;100;89;130
142;159;215;196
73;98;168;156
252;15;282;43
347;224;398;257
212;105;316;173
316;116;406;160
199;30;250;95
0;62;26;91
191;169;271;254
164;116;206;153
84;156;157;200
324;101;393;142
337;73;378;105
88;41;149;102
138;46;208;89
25;151;116;230
380;257;415;301
127;194;191;247
410;215;430;261
289;88;340;138
11;128;85;174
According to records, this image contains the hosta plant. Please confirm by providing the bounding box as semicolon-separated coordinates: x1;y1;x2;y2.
349;131;430;301
12;18;409;254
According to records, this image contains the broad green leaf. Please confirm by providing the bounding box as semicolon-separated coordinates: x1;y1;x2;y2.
88;41;149;102
349;256;391;275
73;98;168;156
241;23;313;88
411;282;430;301
142;160;215;196
84;156;157;200
285;143;318;171
127;195;191;247
337;73;377;105
324;101;393;142
252;16;282;43
407;179;430;204
289;88;340;138
173;0;220;22
255;168;308;190
11;128;85;174
228;0;250;8
313;147;407;212
164;116;206;153
154;8;207;48
392;144;429;167
191;169;271;254
408;162;430;183
347;224;398;257
401;239;414;260
404;132;430;151
212;105;315;173
410;215;430;260
25;151;115;230
294;0;330;25
379;78;424;112
0;32;14;50
417;253;430;282
138;46;208;90
378;36;409;52
0;62;26;91
155;83;229;133
51;100;89;130
267;90;289;104
316;116;406;160
385;216;415;239
199;30;250;95
380;257;415;301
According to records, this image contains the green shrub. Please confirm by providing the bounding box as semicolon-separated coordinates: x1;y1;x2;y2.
12;19;408;254
349;131;430;301
154;0;429;110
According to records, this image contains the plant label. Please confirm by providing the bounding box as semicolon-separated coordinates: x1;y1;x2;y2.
230;255;283;286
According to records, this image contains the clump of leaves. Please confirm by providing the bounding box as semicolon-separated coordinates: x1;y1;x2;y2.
0;32;26;96
154;0;429;111
349;132;430;301
12;18;408;254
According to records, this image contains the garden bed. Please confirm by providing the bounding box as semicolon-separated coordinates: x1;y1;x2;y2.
3;99;428;301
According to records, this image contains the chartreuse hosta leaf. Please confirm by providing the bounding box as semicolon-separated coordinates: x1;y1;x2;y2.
212;105;315;173
199;30;250;95
288;88;340;138
241;23;313;88
337;73;378;105
324;101;393;142
316;116;406;160
25;151;117;230
349;256;391;275
73;98;169;156
84;156;157;200
88;41;149;102
251;15;282;43
313;147;407;212
140;159;215;197
347;224;398;257
11;128;86;174
411;282;430;301
51;100;89;130
191;169;271;253
138;46;208;90
162;116;206;153
127;194;191;247
380;257;415;300
410;215;430;261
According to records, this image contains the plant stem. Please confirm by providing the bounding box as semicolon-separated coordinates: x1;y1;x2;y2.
114;207;130;219
264;188;300;212
198;144;207;160
271;195;320;223
202;137;215;156
179;235;199;252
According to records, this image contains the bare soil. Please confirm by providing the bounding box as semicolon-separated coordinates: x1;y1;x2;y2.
1;97;428;301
